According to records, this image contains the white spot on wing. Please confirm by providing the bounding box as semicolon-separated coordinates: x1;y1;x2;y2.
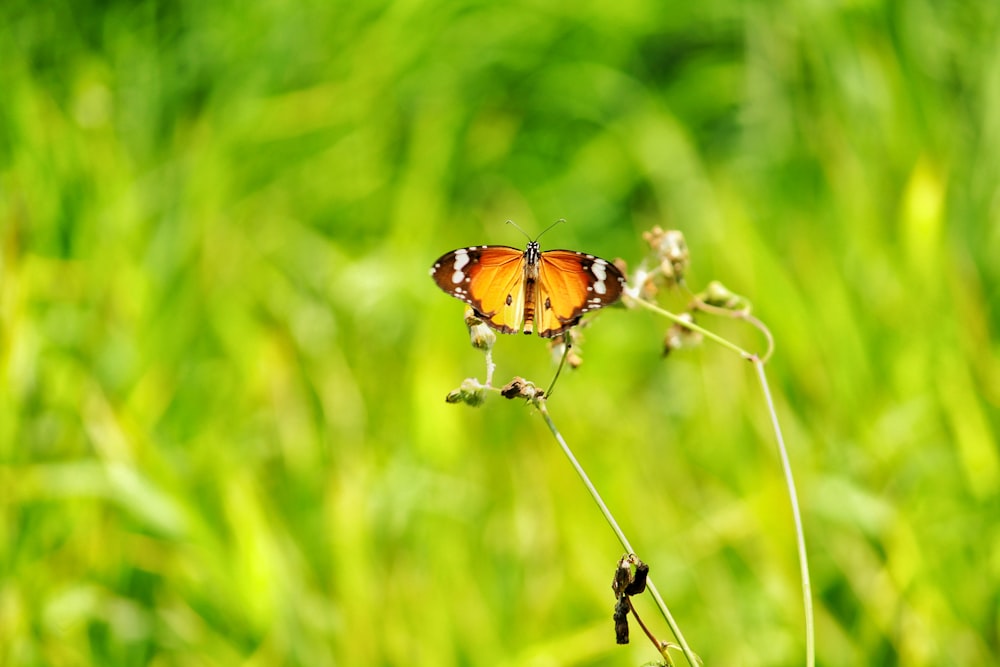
591;260;608;295
451;249;470;284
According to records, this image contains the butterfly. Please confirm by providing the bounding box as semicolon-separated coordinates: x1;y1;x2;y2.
430;234;626;338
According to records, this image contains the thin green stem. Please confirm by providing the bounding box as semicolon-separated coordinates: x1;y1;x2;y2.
537;402;699;667
685;292;776;363
752;358;815;667
544;334;571;398
628;285;812;665
626;294;753;359
627;597;674;665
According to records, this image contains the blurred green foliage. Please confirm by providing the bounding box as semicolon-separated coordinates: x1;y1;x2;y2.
2;0;999;665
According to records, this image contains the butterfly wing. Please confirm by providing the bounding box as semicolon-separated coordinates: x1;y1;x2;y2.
535;249;626;338
430;246;527;334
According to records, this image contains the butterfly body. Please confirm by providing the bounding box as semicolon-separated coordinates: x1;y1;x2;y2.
430;241;626;338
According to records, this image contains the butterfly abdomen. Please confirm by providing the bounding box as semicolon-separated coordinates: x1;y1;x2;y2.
521;242;542;335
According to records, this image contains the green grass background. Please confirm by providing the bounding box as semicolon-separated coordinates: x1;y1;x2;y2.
2;0;999;665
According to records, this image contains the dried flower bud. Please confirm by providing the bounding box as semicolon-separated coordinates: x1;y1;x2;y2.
612;555;633;596
548;337;584;370
642;275;660;300
613;257;629;281
624;560;649;596
500;377;544;401
445;378;487;406
613;596;630;644
697;280;750;313
663;312;702;356
643;227;689;283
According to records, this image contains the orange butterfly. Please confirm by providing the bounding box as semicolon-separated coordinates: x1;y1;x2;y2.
430;235;626;338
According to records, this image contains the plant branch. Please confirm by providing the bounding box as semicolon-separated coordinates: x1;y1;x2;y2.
536;401;699;667
625;293;754;359
752;358;815;667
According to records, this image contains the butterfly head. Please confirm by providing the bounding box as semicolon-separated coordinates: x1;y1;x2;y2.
523;241;541;266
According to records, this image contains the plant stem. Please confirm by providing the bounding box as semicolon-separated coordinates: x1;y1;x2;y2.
537;402;699;667
626;294;753;359
752;358;815;667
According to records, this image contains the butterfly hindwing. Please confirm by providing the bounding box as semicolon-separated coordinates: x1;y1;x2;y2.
535;249;626;338
430;245;527;334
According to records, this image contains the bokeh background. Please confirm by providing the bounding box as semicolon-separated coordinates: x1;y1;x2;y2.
2;0;999;665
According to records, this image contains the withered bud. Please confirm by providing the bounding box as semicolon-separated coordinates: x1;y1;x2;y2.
548;338;584;370
613;257;629;279
624;560;649;596
642;275;660;300
613;596;630;644
613;553;651;595
612;554;633;597
500;377;544;401
697;280;750;312
445;378;487;406
663;312;703;356
643;227;689;283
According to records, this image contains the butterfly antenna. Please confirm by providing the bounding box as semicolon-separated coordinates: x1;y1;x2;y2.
535;218;566;242
506;218;567;242
505;219;532;241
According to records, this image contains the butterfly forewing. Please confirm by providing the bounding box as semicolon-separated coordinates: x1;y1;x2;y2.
430;246;527;334
535;250;626;338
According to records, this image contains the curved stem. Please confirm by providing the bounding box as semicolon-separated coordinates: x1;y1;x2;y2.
537;401;699;667
753;358;815;667
544;333;572;398
686;294;775;363
625;294;753;359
